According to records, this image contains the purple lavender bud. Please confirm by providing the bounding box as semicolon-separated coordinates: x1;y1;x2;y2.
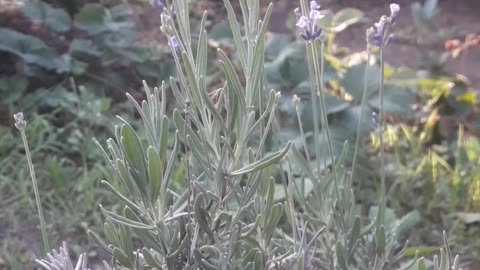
390;3;400;19
312;25;322;39
169;36;179;50
309;9;323;23
294;7;301;19
14;112;26;130
296;9;323;42
296;16;309;29
371;112;379;125
386;34;394;45
310;1;321;11
151;0;164;10
373;33;383;47
301;30;313;41
374;16;388;33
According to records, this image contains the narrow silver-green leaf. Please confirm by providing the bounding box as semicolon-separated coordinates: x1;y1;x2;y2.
196;12;208;80
100;205;156;230
101;180;140;212
112;247;132;268
147;146;163;202
142;248;163;269
159;116;169;163
87;230;112;254
336;242;348;270
230;141;291;176
120;123;146;176
223;0;246;70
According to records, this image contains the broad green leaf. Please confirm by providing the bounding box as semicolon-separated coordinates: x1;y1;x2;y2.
110;3;133;19
317;10;334;29
398;210;421;234
369;86;416;116
331;8;364;32
423;0;438;19
0;28;67;72
0;76;28;104
21;1;71;33
209;20;233;44
341;62;381;100
265;34;291;61
74;4;106;34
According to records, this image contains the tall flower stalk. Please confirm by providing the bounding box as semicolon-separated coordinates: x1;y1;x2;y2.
297;1;342;223
351;34;371;185
367;2;400;230
14;112;50;252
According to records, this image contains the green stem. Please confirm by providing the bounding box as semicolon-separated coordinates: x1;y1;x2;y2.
351;49;371;181
20;129;50;252
310;41;341;211
308;46;323;176
311;42;340;188
379;49;386;225
184;102;194;264
295;102;312;166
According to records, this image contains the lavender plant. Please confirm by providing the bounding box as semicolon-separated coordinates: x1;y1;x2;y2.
34;0;464;269
14;112;50;253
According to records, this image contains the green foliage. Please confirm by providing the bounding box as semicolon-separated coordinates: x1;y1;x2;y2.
17;0;475;269
0;27;68;73
0;85;126;268
63;1;444;269
0;1;174;102
408;0;456;72
21;1;71;32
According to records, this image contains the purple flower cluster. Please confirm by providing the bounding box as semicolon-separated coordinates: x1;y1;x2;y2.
169;36;179;50
371;3;400;48
371;112;379;126
151;0;164;10
295;1;324;41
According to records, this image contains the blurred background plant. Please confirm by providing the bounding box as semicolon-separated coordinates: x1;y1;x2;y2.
1;0;480;269
0;0;174;267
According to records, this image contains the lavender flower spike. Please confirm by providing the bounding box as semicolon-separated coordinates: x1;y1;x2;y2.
151;0;164;10
169;36;179;50
309;1;323;22
390;3;400;19
295;2;323;41
371;112;379;126
368;4;400;48
310;1;320;11
296;16;309;29
14;112;26;130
